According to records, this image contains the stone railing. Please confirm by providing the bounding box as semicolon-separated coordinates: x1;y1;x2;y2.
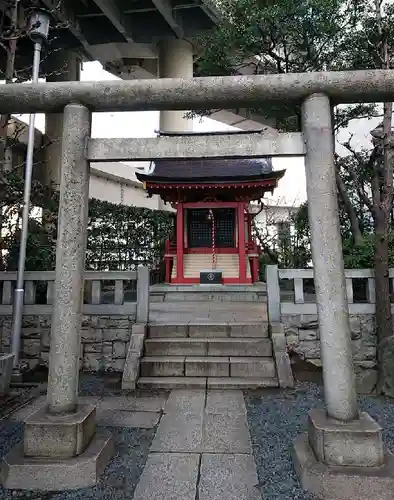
0;268;149;372
0;269;149;321
266;265;394;393
266;265;394;321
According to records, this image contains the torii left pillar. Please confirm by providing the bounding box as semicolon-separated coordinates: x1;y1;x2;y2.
1;104;113;491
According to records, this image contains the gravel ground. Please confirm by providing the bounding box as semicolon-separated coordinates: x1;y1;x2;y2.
0;423;155;500
79;372;124;397
0;373;156;500
245;382;394;500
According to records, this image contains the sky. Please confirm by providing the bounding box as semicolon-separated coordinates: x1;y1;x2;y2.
17;60;381;208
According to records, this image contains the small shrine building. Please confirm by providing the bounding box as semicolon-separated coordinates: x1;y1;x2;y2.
136;132;285;285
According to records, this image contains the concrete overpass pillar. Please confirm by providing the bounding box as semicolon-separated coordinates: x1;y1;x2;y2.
44;51;81;189
158;39;194;133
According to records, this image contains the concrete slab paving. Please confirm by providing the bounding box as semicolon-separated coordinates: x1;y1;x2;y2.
97;393;168;412
10;394;168;424
150;412;204;452
202;412;252;453
164;388;205;415
9;394;46;421
132;387;261;500
199;453;261;500
132;453;200;500
205;389;247;415
9;395;101;421
202;389;251;453
96;410;161;428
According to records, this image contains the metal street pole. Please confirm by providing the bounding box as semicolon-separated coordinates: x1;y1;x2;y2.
10;11;50;369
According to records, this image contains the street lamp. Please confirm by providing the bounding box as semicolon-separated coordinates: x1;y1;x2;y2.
10;9;50;371
248;201;264;215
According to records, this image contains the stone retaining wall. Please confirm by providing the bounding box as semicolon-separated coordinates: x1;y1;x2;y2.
0;314;135;372
283;313;378;393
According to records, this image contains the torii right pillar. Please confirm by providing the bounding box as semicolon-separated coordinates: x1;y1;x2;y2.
292;93;394;500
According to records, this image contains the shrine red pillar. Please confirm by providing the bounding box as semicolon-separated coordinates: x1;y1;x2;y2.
247;214;252;244
238;203;247;282
176;203;184;282
252;257;259;283
165;239;171;283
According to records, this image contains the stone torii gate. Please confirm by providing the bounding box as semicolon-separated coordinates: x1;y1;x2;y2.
1;70;394;498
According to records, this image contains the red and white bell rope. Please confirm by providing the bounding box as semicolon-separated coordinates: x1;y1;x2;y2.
208;209;217;269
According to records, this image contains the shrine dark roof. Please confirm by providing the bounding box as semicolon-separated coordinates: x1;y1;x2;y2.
135;130;286;185
137;158;272;182
135;158;284;184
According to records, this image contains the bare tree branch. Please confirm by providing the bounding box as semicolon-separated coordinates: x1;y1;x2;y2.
339;136;376;212
334;158;364;244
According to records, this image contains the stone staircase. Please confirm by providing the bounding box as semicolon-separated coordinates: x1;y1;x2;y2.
137;321;279;389
171;253;251;280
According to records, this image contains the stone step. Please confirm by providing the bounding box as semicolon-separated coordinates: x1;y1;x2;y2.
185;356;230;377
138;376;207;389
137;376;278;390
149;284;267;303
140;356;277;378
140;356;185;377
144;338;273;357
173;254;252;279
148;322;269;338
207;377;279;389
230;357;276;378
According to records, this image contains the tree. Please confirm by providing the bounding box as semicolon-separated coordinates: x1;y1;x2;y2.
0;2;71;270
0;0;22;172
2;191;174;273
196;0;368;128
334;0;394;393
252;201;312;273
197;0;394;393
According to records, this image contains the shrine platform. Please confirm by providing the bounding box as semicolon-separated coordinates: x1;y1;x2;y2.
149;283;267;303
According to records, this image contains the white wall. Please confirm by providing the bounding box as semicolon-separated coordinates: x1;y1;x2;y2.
89;161;166;210
89;173;162;210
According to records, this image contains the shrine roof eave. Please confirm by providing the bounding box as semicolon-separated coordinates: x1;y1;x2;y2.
143;180;280;191
135;169;285;185
140;179;282;203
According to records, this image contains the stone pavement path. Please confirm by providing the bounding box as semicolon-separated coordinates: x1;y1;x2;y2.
132;388;261;500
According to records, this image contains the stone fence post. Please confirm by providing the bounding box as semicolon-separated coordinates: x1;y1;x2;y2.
266;265;280;323
136;266;150;324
